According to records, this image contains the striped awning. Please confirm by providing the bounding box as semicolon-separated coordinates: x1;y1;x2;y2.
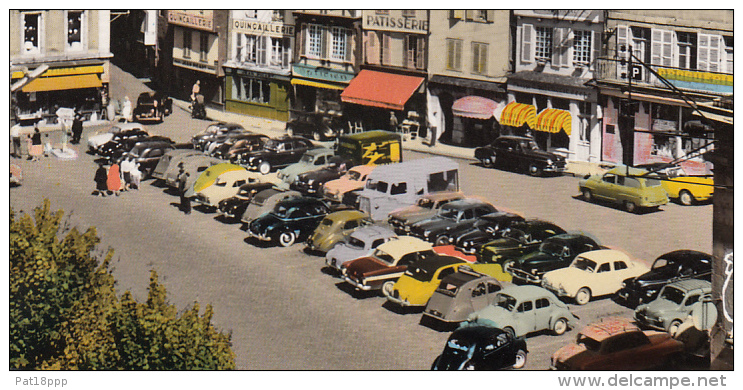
452;96;499;120
535;108;572;135
499;102;536;128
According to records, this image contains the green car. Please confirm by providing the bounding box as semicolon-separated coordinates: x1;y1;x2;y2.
578;166;669;213
305;210;372;254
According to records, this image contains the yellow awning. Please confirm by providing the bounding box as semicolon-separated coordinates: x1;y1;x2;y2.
535;108;572;135
499;102;536;128
291;78;345;90
12;65;105;79
22;74;103;93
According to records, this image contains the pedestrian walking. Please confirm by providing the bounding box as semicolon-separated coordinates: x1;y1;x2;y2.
121;96;132;122
177;163;191;214
130;162;142;190
71;112;83;144
93;162;108;196
107;162;123;196
10;123;22;158
28;126;43;161
389;111;399;133
191;80;201;102
120;154;135;190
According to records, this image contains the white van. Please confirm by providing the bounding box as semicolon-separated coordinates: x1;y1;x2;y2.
357;157;459;221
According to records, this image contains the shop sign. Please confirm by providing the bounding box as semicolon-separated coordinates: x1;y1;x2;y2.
363;12;428;34
657;67;733;94
173;57;217;74
292;64;354;83
233;19;294;37
168;10;214;32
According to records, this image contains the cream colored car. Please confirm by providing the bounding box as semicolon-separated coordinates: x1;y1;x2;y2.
541;249;649;305
192;169;264;210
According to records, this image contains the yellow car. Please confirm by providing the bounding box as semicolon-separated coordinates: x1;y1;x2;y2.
638;163;713;206
384;255;507;308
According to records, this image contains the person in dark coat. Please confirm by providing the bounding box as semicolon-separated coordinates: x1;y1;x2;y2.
93;163;108;196
177;163;191;214
71;112;83;144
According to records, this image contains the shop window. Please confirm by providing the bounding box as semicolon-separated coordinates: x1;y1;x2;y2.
676;31;697;69
535;26;553;63
67;11;83;51
183;29;192;58
471;42;488;75
446;39;462;71
234;77;271;104
22;12;41;53
307;24;323;58
573;30;592;66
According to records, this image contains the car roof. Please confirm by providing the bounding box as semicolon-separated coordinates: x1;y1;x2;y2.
114;123;146;132
496;135;533;142
378;236;432;258
349;165;376;175
580;317;640;341
498;285;556;301
414;254;465;272
605;165;651;177
349;225;396;240
441;198;492;210
324;209;368;222
451;324;509;341
577;249;631;264
276;196;326;208
656;250;712;264
664;279;712;293
421;191;465;201
304;147;334;156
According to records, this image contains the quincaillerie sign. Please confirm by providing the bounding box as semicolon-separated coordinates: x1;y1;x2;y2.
233;19;294;37
168;10;214;32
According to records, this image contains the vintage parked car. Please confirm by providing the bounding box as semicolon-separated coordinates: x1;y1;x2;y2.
217;181;277;221
211;133;268;161
101;135;173;162
474;135;567;176
164;155;223;190
454;212;526;255
241;188;301;224
186;163;248;198
247;196;330;247
431;324;528;370
305;210;372;254
637;162;714;206
242;136;315;175
478;220;566;265
424;266;505;324
550;317;684;370
290;157;350;196
541;249;650;305
191;122;246;151
408;199;498;246
133;91;172;122
87;122;147;153
342;236;434;293
285;111;342;141
205;129;254;156
579;165;669;213
325;225;397;272
634;279;712;334
466;285;579;338
126;141;176;178
617;250;712;307
323;165;376;203
95;128;152;156
151;149;203;181
387;191;466;234
193;170;264;210
275;148;336;190
505;233;602;285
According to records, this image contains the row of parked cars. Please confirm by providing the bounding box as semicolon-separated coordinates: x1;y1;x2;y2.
104;121;714;371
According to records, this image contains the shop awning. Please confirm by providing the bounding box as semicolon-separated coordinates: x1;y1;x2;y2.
499;102;536;128
535;108;572;135
291;78;345;91
22;74;103;93
341;70;424;111
452;96;499;120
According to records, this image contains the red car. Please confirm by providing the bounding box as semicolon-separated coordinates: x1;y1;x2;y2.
550;317;683;370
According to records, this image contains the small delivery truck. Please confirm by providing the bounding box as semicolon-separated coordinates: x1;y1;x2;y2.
335;130;402;166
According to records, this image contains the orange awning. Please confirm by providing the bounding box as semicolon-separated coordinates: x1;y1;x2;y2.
499;102;536;128
22;74;103;93
452;96;499;120
535;108;572;135
341;70;424;111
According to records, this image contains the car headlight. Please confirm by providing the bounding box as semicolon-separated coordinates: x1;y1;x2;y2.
423;230;431;238
546;159;553;165
307;179;315;185
531;268;539;275
249;157;256;163
645;289;657;297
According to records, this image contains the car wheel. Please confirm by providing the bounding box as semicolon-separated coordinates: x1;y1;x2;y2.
668;319;682;336
624;201;638;213
679;190;694;206
312;131;322;141
552;318;568;336
503;260;515;273
278;231;296;247
581;188;593;202
381;281;395;298
286;128;294;137
528;164;543;177
504;327;516;338
434;235;450;246
575;287;592;305
259;161;272;175
512;349;527;369
481;153;495;168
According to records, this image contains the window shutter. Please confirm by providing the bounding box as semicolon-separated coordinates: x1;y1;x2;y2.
382;33;391;65
403;35;409;68
562;28;573;67
321;27;328;59
455;40;462;70
697;33;709;71
297;25;305;59
661;29;673;66
552;27;562;66
345;29;353;63
591;30;601;69
478;43;488;74
257;36;266;65
521;23;534;63
616;25;629;78
417;36;425;69
465;10;474;20
452;10;464;19
365;31;379;64
486;10;494;22
708;34;721;72
283;37;291;67
446;39;455;69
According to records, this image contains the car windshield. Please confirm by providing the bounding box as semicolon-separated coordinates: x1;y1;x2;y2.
300;154;314;163
652;257;676;270
494;293;517;311
660;286;686;305
215;179;227;187
319;218;334;227
347;236;366;249
572;257;597;272
404;265;434;282
272;204;295;219
522;140;540;150
446;338;475;355
346;170;361;181
643;177;662;187
436;278;466;297
373;249;395;265
576;334;602;352
540;240;567;257
367;180;388;194
438;207;461;220
502;228;526;241
418;198;435;209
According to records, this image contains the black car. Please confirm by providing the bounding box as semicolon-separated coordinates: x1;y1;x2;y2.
478;220;566;265
474;135;567;176
98;132;168;160
211;134;268;160
217;181;277;221
409;199;498;246
191;122;246;151
242;136;315;175
290;157;351;196
204;128;254;156
431;324;528;370
127;141;176;178
454;212;526;255
286;111;342;141
247;196;330;247
133;91;172;122
616;250;713;307
506;233;602;284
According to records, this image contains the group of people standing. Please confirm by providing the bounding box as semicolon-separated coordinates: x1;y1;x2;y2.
92;154;142;197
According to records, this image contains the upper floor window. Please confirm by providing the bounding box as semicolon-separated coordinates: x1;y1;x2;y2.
676;31;697;69
446;38;462;71
67;11;83;51
376;10;389;15
199;32;209;62
22;12;42;54
535;26;552;62
471;42;488;74
406;35;426;70
402;10;416;18
183;29;192;58
474;10;488;21
330;26;348;61
272;10;283;22
573;30;592;65
307;24;323;58
270;37;291;68
723;36;733;74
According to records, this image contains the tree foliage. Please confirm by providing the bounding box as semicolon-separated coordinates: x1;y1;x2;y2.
9;200;236;370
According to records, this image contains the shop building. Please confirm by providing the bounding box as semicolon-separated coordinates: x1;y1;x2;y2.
339;10;429;137
166;10;229;106
427;10;511;147
509;10;604;163
595;10;732;175
223;10;295;121
10;10;112;123
291;10;361;128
